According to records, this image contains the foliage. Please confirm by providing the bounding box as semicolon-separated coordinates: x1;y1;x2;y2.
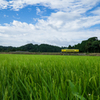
0;37;100;52
0;54;100;100
0;44;61;52
68;37;100;53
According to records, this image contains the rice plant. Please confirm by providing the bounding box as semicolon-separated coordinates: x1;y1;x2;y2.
0;54;100;100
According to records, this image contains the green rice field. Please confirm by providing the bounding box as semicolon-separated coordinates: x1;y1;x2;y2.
0;54;100;100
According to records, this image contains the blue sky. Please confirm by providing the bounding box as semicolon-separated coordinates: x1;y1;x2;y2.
0;5;56;25
0;0;100;47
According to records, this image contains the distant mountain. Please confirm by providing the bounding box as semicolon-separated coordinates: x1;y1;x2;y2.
0;43;61;52
0;37;100;53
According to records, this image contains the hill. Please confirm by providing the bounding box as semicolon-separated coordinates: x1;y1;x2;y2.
0;37;100;53
68;37;100;53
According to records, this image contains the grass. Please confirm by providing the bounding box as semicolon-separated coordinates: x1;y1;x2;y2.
0;54;100;100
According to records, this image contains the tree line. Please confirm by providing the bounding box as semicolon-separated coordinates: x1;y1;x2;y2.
68;37;100;53
0;44;61;52
0;37;100;53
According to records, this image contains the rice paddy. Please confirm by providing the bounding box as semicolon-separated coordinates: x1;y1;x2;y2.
0;54;100;100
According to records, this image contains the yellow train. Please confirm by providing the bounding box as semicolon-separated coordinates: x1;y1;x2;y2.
61;49;79;53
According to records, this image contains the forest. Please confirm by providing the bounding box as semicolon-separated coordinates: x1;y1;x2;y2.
0;37;100;53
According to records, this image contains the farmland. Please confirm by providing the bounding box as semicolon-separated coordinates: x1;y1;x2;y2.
0;54;100;100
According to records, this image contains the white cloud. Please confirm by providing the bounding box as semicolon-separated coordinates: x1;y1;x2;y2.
4;14;9;17
36;7;41;15
28;8;32;12
35;8;100;31
36;7;46;16
0;0;100;46
0;33;9;37
8;0;26;11
90;7;100;15
0;0;99;12
0;20;100;47
0;0;8;9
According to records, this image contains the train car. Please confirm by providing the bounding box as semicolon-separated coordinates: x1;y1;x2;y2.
61;49;79;53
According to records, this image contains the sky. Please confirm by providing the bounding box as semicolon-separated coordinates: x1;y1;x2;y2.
0;0;100;47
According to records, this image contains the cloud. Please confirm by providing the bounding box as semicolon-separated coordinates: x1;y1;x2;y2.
0;0;100;46
35;8;100;31
0;0;8;9
0;0;99;12
28;8;32;12
36;7;41;15
0;20;100;47
4;14;9;17
90;7;100;15
0;33;9;37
